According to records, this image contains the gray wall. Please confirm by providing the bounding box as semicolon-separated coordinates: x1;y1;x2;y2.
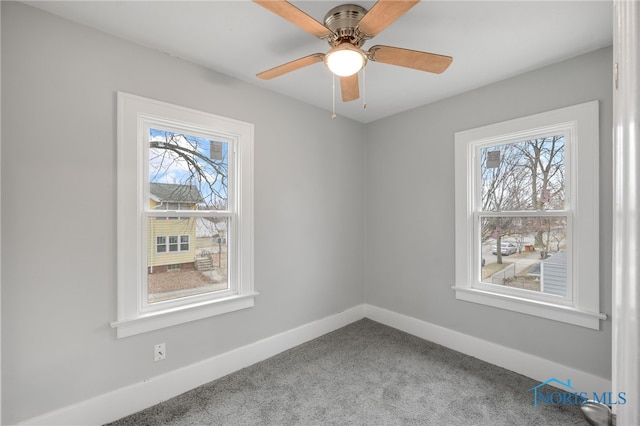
365;46;613;379
1;3;365;424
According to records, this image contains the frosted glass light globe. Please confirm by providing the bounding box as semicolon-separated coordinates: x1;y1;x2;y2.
325;44;366;77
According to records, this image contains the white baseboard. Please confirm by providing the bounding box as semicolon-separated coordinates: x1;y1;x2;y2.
20;304;611;425
364;304;611;393
20;305;366;426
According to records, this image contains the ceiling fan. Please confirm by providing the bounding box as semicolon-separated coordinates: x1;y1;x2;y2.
254;0;453;103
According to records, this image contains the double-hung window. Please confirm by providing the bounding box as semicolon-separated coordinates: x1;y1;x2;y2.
454;101;605;329
113;93;255;338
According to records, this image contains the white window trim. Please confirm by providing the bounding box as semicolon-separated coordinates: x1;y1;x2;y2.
454;100;606;329
113;92;256;338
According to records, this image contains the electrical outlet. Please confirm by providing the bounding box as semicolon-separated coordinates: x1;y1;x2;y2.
154;343;166;361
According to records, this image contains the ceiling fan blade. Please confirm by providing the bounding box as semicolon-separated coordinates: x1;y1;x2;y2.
357;0;419;38
253;0;333;39
257;53;325;80
368;45;453;74
340;74;360;102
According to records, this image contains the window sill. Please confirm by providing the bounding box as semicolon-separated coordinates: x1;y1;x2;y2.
111;292;258;338
452;286;606;329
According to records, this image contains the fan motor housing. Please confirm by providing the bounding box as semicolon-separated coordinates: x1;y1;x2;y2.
324;4;367;47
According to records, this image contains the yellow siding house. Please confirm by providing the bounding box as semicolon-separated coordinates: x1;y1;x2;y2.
147;183;203;273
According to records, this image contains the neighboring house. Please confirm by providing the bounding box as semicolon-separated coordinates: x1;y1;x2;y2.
541;251;568;296
147;183;203;273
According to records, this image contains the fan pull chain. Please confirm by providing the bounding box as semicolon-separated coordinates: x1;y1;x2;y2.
362;67;367;109
331;74;337;119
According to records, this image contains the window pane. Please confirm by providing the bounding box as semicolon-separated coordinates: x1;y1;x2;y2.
149;128;229;211
480;136;565;212
167;235;177;252
180;235;189;251
156;236;166;253
146;217;229;304
480;216;567;295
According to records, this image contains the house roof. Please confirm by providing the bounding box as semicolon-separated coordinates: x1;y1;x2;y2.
149;183;203;203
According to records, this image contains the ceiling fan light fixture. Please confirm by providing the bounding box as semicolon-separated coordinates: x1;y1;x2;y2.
324;43;366;77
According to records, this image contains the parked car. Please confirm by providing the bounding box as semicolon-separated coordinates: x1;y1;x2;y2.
492;242;517;255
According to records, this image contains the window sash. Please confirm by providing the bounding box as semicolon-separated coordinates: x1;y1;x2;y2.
143;121;236;214
140;118;237;313
141;214;237;313
474;131;571;214
180;235;189;251
472;211;573;303
156;236;167;253
168;236;178;252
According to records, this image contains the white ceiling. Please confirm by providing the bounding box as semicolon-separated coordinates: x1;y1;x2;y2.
24;1;613;123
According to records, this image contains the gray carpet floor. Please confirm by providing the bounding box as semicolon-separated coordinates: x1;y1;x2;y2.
106;319;588;425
